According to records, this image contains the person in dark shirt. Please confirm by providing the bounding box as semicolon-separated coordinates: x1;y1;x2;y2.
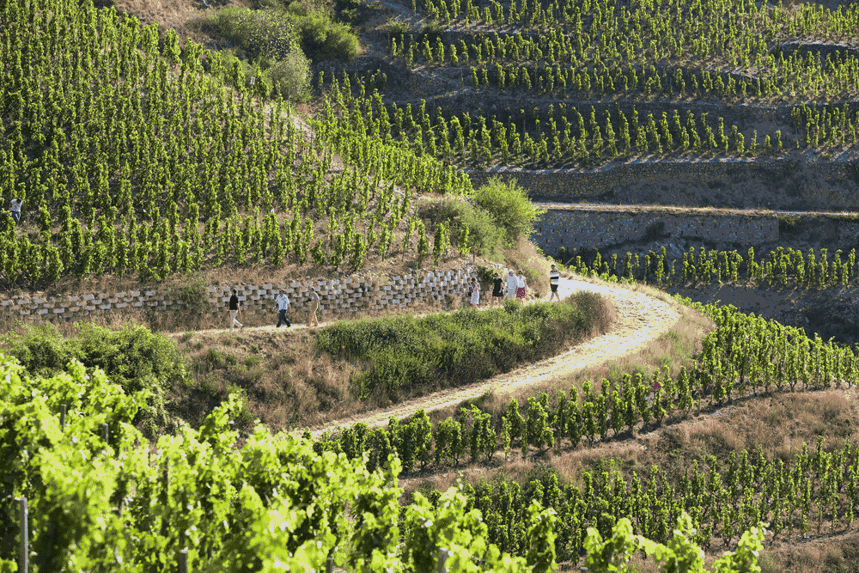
229;289;243;330
491;272;504;305
549;263;561;302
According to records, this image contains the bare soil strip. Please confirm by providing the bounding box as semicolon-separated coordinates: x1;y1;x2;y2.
308;277;682;436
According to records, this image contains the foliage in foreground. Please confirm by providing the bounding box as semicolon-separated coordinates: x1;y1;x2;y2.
0;354;763;572
1;323;185;435
314;297;859;560
316;293;611;401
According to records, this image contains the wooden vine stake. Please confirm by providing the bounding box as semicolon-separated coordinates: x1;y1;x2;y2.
17;497;28;573
437;547;450;573
326;556;334;573
179;548;188;573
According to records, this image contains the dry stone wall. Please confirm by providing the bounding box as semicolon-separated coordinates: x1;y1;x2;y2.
534;209;779;252
533;208;859;258
467;159;859;211
0;267;479;325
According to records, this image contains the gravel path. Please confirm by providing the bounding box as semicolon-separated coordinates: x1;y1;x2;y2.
308;277;682;436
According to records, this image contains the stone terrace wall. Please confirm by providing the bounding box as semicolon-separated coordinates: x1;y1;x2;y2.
534;208;859;255
534;209;779;253
0;267;479;325
467;160;859;211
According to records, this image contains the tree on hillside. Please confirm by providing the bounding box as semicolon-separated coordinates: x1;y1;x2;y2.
472;177;543;245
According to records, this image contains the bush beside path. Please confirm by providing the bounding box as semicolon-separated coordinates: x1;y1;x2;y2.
308;276;682;435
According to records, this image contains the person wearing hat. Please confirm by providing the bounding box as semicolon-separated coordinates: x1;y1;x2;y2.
506;270;517;299
549;263;561;302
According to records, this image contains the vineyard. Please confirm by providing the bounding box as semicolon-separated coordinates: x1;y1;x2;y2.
0;0;481;290
312;298;859;560
316;0;859;172
3;0;859;569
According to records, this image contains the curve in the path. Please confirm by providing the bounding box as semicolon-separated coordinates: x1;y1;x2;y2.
308;277;682;436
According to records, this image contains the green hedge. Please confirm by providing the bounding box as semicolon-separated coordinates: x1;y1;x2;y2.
316;292;611;401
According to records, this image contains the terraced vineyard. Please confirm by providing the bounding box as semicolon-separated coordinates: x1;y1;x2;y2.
3;0;859;570
325;0;859;170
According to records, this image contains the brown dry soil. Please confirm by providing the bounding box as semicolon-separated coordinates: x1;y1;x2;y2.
305;275;682;436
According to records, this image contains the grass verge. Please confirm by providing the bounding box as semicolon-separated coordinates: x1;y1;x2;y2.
173;291;614;431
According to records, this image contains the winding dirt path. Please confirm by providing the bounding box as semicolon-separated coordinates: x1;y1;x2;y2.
308;277;681;436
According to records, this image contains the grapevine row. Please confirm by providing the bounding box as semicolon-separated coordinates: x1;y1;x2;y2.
0;0;465;286
0;353;766;572
562;245;859;289
390;33;859;102
315;301;859;559
326;78;859;168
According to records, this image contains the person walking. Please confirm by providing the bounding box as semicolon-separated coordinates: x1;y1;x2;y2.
229;289;244;330
516;271;527;300
9;198;22;225
274;289;291;328
308;286;320;327
506;270;517;299
549;263;561;302
470;277;481;306
491;272;504;305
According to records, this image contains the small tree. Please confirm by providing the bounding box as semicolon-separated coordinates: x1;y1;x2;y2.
472;176;543;244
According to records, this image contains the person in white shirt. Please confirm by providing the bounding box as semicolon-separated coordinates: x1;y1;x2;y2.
470;277;480;306
549;263;561;302
506;270;517;299
274;290;291;328
516;272;527;299
9;199;22;225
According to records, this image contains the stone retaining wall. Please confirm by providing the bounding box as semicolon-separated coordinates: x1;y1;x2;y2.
468;159;859;210
534;209;779;252
0;267;479;325
533;208;859;256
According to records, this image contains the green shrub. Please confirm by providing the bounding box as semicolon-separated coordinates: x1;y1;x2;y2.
208;7;300;60
2;324;186;434
268;49;312;101
288;5;360;62
419;199;504;259
207;6;314;100
472;176;543;245
316;296;609;402
385;17;412;37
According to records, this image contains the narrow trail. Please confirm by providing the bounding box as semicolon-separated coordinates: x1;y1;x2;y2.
307;277;682;436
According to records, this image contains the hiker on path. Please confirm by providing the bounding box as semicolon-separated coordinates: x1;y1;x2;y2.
549;264;561;302
516;271;527;300
307;284;320;327
470;277;481;306
274;289;291;328
9;199;22;225
229;289;244;330
491;272;504;305
506;270;518;299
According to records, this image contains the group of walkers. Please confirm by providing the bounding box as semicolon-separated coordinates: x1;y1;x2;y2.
228;282;321;331
465;263;561;307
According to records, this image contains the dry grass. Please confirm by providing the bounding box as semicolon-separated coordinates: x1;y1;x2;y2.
170;327;359;431
114;0;244;45
172;289;614;431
